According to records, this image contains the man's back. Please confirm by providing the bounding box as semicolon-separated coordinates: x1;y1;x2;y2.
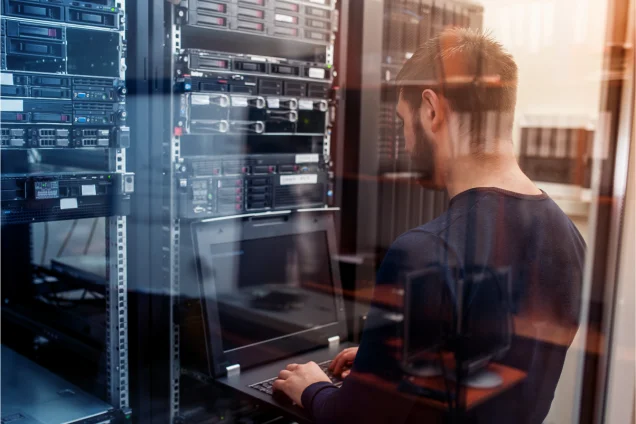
302;188;585;424
373;187;586;423
388;187;585;325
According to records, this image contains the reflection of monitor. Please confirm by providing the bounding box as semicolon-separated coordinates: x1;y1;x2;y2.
456;267;513;388
402;266;454;377
401;266;512;389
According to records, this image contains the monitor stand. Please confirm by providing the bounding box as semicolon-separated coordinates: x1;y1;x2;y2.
401;360;443;378
461;369;503;389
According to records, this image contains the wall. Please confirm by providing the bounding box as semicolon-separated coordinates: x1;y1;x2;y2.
478;1;611;423
480;0;608;134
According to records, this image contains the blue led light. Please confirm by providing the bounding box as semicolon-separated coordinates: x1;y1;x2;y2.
327;190;333;196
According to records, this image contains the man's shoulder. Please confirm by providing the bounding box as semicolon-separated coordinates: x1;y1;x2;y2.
390;207;459;249
387;227;451;261
392;227;442;248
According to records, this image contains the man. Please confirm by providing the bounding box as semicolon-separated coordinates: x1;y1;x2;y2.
273;28;586;423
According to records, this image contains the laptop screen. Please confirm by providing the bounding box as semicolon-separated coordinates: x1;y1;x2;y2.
201;230;339;353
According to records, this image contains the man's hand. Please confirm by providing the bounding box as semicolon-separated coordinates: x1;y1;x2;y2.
329;347;358;378
273;362;331;406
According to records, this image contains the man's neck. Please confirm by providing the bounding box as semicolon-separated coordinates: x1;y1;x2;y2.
444;147;542;199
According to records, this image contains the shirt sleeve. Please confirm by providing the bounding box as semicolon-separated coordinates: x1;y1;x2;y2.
300;231;455;424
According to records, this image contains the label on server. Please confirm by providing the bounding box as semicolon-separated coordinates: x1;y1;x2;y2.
275;13;297;24
231;96;249;107
280;174;318;185
1;99;24;111
81;184;96;196
308;68;326;79
192;94;211;105
60;198;78;209
298;99;313;110
267;98;280;108
1;73;14;86
295;153;319;163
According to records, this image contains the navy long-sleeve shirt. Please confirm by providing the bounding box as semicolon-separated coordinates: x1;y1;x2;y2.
301;187;586;424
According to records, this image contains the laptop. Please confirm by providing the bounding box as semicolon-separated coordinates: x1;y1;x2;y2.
192;212;356;420
1;345;115;424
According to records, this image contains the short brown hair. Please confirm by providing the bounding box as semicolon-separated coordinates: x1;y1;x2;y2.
396;28;518;115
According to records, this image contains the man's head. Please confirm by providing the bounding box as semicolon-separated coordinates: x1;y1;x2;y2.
395;28;518;187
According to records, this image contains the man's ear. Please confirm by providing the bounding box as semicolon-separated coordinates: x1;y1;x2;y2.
421;89;444;132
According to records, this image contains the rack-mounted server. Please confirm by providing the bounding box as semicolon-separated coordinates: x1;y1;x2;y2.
1;171;134;224
182;0;336;45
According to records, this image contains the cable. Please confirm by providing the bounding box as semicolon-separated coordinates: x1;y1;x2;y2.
83;218;99;255
437;345;456;421
40;222;49;265
56;219;78;257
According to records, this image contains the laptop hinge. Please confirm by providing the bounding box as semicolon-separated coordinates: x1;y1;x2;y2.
328;336;340;346
226;364;240;376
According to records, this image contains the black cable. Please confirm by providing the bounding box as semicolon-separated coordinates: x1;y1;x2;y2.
83;218;99;255
57;219;78;257
40;222;49;265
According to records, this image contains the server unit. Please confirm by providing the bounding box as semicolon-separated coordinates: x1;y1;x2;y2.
182;0;337;45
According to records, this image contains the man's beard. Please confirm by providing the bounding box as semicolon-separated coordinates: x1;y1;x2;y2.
409;116;436;184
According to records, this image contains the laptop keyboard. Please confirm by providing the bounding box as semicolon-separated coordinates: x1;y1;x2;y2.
249;360;343;395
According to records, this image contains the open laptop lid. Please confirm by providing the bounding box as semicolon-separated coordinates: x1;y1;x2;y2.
192;212;347;377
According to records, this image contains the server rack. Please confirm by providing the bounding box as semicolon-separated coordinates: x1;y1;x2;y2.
343;0;483;283
131;0;347;422
1;0;133;422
